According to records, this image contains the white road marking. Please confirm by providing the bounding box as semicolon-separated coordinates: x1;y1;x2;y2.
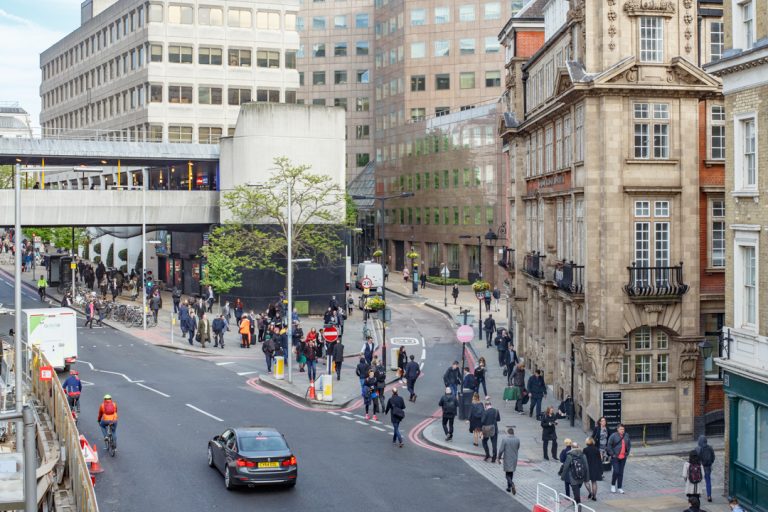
421;337;426;348
186;404;223;422
80;380;95;386
326;411;341;416
77;360;144;383
136;383;170;398
372;426;386;432
355;420;368;426
341;416;355;421
353;414;365;419
216;362;235;366
236;371;257;376
421;349;426;360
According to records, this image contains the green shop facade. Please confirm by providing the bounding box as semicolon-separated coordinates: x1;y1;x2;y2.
723;370;768;510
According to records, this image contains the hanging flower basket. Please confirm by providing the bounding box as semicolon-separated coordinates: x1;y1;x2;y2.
472;280;491;293
366;296;386;311
372;249;383;258
406;250;419;260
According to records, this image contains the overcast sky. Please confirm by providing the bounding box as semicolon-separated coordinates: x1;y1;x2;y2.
0;0;80;129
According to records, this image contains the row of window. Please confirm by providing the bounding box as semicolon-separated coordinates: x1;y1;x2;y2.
525;105;583;177
149;43;297;69
301;69;370;86
299;41;370;58
298;13;369;30
374;37;499;71
384;206;495;227
734;113;758;193
382;166;496;195
525;197;586;264
147;3;296;31
374;116;492;162
370;1;506;40
410;71;500;93
148;84;296;106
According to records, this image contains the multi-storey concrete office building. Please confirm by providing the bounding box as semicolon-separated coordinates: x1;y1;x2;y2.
39;0;300;144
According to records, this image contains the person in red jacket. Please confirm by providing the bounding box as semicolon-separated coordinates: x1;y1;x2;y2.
97;394;119;449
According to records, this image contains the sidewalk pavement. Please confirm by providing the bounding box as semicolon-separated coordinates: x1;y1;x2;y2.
388;274;729;512
2;263;382;408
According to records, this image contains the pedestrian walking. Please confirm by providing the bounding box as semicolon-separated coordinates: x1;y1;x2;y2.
443;361;462;397
239;315;251;348
683;450;704;500
403;267;410;283
356;357;370;394
504;343;520;383
451;283;459;304
404;355;421;402
497;426;520;494
483;288;492;312
196;312;211;348
186;310;197;345
592;417;612;463
420;272;426;289
363;369;379;420
150;292;161;324
233;298;243;324
541;406;559;461
474;357;488;397
684;496;705;512
332;341;344;380
373;357;387;411
438;387;458;440
384;388;406;447
397;347;408;376
222;300;231;326
481;400;501;462
262;336;275;373
212;314;226;348
84;299;96;329
469;393;484;446
527;369;547;419
205;285;215;313
583;437;603;501
559;439;573;497
483;314;496;348
492;287;501;312
305;339;318;382
511;364;527;413
607;423;630;494
561;441;589;505
172;286;182;314
695;436;716;502
362;336;375;365
347;295;354;317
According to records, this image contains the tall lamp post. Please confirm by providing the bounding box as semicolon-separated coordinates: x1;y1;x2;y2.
351;192;414;371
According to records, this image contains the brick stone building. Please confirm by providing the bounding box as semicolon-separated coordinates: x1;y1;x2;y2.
500;0;723;442
706;0;768;507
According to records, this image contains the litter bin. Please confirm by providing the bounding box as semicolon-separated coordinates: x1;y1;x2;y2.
274;356;285;380
458;389;474;420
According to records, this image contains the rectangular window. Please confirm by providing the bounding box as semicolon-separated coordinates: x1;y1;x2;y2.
168;125;193;143
710;105;725;159
434;6;450;24
334;42;347;57
563;116;571;166
169;45;193;64
555;119;563;169
436;74;450;90
355;13;369;28
334;15;347;29
312;16;327;29
743;118;756;188
285;13;296;31
150;44;163;62
356;154;370;167
313;71;326;85
150;84;162;102
356;41;369;56
228;49;251;67
737;401;755;467
656;354;668;382
257;50;280;68
285;50;296;69
634;327;651;349
227;8;251;28
256;89;280;103
634;102;669;159
635;355;651;383
544;126;553;172
148;3;163;22
710;199;725;268
199;126;222;143
313;44;326;58
198;6;223;26
654;200;669;217
198;86;222;105
434;40;450;57
356;97;369;111
575;105;584;161
411;75;426;91
411;42;425;59
256;12;280;30
168;4;193;24
485;36;500;54
710;22;723;61
743;246;757;326
333;97;347;110
356;70;369;83
460;38;475;55
410;108;425;121
334;70;347;84
484;2;501;20
485;70;501;87
621;356;630;384
460;72;475;89
640;17;663;62
459;4;475;21
227;88;251;105
168;85;192;104
742;1;754;49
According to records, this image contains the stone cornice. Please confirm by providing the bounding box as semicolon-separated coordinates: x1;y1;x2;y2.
622;0;676;17
708;55;768;76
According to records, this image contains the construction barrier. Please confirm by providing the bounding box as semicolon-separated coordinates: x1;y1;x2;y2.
274;356;285;380
533;483;596;512
320;374;333;402
32;347;99;512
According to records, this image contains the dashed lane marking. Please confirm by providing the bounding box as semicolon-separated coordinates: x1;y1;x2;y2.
236;371;257;376
372;426;386;432
327;411;340;416
186;404;223;422
341;416;355;421
216;362;235;366
136;383;170;398
355;420;368;426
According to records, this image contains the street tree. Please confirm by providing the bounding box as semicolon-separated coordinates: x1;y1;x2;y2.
199;225;257;300
219;156;344;275
22;227;90;252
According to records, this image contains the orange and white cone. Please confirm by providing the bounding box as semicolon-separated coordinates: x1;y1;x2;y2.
308;379;316;400
89;442;104;474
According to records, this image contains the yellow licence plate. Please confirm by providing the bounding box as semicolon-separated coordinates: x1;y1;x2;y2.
258;462;280;468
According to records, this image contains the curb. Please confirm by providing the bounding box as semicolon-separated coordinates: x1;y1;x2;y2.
256;375;358;410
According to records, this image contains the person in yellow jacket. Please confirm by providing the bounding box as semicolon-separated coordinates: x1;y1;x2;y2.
37;276;48;301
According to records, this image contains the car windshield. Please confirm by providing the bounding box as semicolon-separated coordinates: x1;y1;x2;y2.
239;435;288;452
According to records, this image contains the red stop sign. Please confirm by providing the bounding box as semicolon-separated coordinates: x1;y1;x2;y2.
323;326;339;342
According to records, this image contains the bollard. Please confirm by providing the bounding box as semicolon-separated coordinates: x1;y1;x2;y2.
321;374;333;402
274;356;285;380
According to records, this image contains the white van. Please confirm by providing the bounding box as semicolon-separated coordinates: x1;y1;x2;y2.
355;261;384;291
22;308;78;371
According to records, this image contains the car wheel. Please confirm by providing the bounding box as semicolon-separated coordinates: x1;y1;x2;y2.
286;481;297;489
224;467;234;491
207;446;215;468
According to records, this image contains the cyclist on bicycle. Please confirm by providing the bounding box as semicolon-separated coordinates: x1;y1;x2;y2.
62;370;82;412
37;275;48;301
97;394;119;449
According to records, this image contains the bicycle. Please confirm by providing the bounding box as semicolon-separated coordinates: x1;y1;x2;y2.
68;394;80;425
103;423;116;457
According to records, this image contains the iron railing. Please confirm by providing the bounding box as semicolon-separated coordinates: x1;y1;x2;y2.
522;251;545;279
623;262;688;298
555;261;584;294
498;247;515;271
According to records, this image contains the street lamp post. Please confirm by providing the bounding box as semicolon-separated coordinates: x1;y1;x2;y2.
352;192;414;371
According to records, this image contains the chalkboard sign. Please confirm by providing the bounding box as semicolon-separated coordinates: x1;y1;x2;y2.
601;391;622;430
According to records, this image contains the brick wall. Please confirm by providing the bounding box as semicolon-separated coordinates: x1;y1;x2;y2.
517;31;544;58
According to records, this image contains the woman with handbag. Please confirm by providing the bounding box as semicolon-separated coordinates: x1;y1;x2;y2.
583;437;603;501
384;388;406;447
363;369;379;420
591;417;613;471
469;393;484;446
474;357;488;397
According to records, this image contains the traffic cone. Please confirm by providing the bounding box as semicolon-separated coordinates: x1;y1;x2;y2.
90;475;96;486
308;379;316;400
89;443;104;474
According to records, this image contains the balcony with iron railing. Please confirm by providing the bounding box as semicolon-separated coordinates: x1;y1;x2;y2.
498;247;515;271
522;251;545;279
623;262;689;299
555;261;584;295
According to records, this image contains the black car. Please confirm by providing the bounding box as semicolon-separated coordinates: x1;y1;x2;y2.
207;427;297;490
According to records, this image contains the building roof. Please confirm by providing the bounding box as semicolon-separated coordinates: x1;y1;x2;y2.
0;106;28;115
0;117;29;130
347;161;376;209
516;0;549;18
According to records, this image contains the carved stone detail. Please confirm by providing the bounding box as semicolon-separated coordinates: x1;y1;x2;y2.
682;0;693;53
623;0;676;17
607;1;617;52
602;343;626;384
678;341;699;380
568;0;586;22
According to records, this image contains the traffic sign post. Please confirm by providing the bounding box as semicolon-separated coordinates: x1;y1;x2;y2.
322;326;339;343
475;292;484;341
361;277;373;289
441;264;450;306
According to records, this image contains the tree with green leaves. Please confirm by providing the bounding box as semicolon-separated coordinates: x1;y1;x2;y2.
200;225;254;299
218;156;345;275
22;227;90;252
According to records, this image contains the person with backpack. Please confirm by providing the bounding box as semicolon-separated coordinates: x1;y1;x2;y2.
483;289;492;312
262;336;275;373
606;423;631;494
373;357;387;411
384;388;406;447
559;438;573;497
404;355;421;402
561;441;589;505
438;387;458;441
97;395;119;449
492;287;501;312
483;314;496;348
683;450;704;500
695;435;715;502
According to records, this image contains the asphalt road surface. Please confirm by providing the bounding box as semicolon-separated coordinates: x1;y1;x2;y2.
0;278;526;512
